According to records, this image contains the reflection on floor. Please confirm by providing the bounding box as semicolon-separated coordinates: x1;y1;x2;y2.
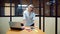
6;28;45;34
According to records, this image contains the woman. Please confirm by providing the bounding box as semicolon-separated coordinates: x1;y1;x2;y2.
22;4;36;29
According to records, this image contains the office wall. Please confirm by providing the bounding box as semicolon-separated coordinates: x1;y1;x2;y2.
41;17;43;31
45;17;55;34
41;17;55;34
57;18;60;34
0;17;10;34
45;17;60;34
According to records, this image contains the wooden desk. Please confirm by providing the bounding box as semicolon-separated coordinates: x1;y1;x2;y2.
6;27;45;34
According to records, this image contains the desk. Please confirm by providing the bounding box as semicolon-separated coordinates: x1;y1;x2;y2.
6;27;45;34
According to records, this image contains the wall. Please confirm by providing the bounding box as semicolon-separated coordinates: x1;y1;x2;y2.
58;18;60;34
45;17;55;34
0;17;10;34
45;17;60;34
0;17;60;34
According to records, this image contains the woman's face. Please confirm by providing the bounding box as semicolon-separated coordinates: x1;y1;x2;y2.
28;6;34;12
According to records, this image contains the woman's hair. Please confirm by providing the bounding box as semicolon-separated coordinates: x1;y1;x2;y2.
26;4;34;10
28;4;34;8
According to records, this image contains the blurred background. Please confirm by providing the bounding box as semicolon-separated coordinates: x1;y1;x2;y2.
0;0;60;34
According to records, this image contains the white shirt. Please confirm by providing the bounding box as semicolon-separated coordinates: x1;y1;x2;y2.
23;10;35;26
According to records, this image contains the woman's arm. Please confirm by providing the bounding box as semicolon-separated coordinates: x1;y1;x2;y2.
32;13;36;27
22;11;26;26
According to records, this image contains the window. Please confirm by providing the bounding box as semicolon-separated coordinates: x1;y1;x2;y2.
44;0;56;16
0;0;60;17
15;4;28;16
58;0;60;16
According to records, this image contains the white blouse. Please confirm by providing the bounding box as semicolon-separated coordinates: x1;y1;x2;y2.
23;10;35;26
